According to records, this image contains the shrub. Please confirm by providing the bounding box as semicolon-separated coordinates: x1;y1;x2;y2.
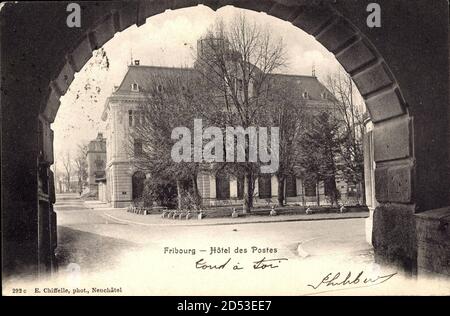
142;179;178;209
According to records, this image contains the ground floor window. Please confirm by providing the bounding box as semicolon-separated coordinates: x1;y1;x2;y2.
304;178;317;197
237;176;244;199
286;175;297;197
132;171;146;200
258;175;272;199
216;173;230;200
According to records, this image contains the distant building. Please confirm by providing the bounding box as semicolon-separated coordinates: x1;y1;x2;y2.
86;132;107;200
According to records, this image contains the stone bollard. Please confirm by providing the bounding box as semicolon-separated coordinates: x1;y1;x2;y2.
198;211;203;220
186;211;191;220
306;207;312;215
161;211;167;218
231;208;239;218
339;205;346;213
269;206;277;216
173;211;178;219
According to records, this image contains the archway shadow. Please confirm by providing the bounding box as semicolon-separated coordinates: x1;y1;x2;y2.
56;226;141;273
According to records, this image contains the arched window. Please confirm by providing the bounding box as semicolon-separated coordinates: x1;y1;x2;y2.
131;83;139;91
237;176;244;199
258;175;272;199
302;91;309;99
132;171;146;200
286;175;297;197
216;172;230;200
304;178;316;197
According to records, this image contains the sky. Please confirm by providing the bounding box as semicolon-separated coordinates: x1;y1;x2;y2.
53;4;361;173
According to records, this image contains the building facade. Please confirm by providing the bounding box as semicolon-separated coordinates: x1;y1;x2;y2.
86;132;107;199
102;57;362;208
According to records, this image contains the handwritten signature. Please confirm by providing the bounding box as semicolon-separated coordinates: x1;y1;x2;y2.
307;270;397;290
195;257;288;270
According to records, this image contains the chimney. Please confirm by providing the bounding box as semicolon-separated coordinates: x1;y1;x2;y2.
134;60;140;66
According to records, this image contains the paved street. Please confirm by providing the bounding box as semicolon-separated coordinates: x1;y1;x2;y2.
47;193;449;295
55;193;372;268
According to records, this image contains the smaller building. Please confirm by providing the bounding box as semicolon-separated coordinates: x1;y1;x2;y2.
86;133;107;199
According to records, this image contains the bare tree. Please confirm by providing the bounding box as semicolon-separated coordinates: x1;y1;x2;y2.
128;69;202;209
298;111;342;206
74;143;88;194
261;76;306;206
325;68;365;203
193;13;287;212
62;151;72;192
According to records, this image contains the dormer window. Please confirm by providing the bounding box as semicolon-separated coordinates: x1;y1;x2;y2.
321;92;328;99
157;84;163;93
131;83;139;91
302;91;309;99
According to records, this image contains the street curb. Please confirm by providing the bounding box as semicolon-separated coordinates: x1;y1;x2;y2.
101;211;369;227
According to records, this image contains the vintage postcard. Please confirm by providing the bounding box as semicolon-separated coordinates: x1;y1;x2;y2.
1;0;449;299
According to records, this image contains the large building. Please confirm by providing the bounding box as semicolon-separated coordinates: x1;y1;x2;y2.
102;56;361;208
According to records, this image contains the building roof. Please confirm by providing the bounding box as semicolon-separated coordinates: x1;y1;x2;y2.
270;73;336;101
87;133;106;153
111;63;335;101
115;65;195;94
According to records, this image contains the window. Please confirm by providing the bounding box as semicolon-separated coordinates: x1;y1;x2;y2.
134;111;141;126
216;173;230;200
348;184;357;197
286;175;297;197
237;176;244;199
302;91;309;99
132;171;146;200
157;84;163;93
131;83;139;91
304;179;316;197
128;110;133;126
258;175;272;199
324;179;334;196
134;139;143;156
321;92;327;99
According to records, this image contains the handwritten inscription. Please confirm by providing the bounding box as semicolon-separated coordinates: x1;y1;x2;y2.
195;257;288;271
307;270;397;290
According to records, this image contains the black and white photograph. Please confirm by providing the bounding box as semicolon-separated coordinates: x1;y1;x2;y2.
1;0;449;298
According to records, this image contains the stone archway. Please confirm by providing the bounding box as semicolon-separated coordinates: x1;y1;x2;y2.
1;0;448;278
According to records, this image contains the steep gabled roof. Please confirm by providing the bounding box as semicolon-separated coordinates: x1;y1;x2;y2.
270;73;336;102
115;65;196;94
113;64;335;102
